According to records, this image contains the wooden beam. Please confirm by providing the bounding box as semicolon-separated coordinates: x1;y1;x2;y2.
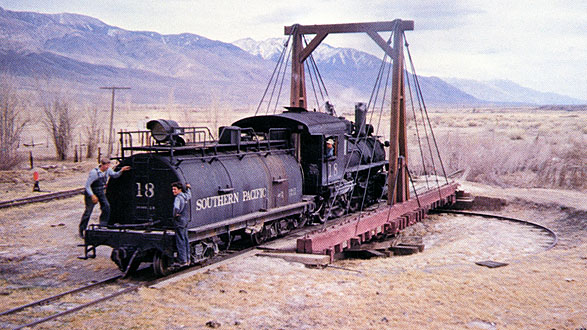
283;19;414;110
290;33;307;108
285;20;414;35
300;32;328;62
366;31;394;58
388;24;408;204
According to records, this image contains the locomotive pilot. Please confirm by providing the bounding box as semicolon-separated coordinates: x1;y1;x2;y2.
171;182;192;267
79;158;131;238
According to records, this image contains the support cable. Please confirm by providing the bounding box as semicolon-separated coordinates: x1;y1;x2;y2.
357;56;393;213
404;61;430;189
318;34;390;224
319;51;389;229
349;53;390;211
302;36;325;103
384;156;403;224
305;36;331;105
349;53;393;236
406;166;422;208
272;43;292;114
404;32;449;185
255;34;291;116
266;43;289;115
404;43;442;194
305;57;322;111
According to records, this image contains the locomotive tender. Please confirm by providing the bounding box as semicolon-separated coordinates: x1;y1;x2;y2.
83;104;387;275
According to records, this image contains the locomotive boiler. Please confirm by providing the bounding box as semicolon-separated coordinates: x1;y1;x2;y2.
83;104;387;276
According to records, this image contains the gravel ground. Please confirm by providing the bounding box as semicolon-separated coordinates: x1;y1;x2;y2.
0;180;585;329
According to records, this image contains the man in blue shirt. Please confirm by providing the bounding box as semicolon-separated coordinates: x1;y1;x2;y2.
79;158;131;238
172;182;192;267
325;138;335;158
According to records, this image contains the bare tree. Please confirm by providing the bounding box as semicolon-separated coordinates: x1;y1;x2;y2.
0;76;28;169
43;99;76;160
83;105;102;158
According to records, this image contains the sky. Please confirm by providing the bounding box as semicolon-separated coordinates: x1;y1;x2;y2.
1;0;585;100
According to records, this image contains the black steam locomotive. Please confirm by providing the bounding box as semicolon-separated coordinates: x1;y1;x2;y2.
83;104;387;275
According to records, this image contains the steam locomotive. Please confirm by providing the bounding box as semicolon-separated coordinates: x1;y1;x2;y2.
83;104;387;275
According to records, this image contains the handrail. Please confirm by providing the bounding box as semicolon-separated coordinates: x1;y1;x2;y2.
117;125;291;160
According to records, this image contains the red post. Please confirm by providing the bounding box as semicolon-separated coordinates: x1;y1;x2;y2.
33;171;40;192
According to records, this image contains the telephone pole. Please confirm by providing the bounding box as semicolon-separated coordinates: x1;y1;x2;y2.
100;86;130;156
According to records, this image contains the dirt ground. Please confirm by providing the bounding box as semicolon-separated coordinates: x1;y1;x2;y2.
0;107;585;329
0;175;585;329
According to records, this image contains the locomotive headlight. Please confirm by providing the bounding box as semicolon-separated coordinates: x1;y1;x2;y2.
148;121;168;142
147;119;184;144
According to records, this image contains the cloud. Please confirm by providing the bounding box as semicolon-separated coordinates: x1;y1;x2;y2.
0;0;585;99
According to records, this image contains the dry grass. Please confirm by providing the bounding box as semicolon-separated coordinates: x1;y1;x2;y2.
407;108;587;191
44;239;587;330
1;105;586;329
9;105;586;195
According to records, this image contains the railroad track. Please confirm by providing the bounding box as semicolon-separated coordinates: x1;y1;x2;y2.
0;247;255;329
0;188;85;210
0;206;559;328
432;209;559;250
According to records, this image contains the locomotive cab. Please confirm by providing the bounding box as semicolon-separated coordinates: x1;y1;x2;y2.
233;104;387;219
234;109;348;194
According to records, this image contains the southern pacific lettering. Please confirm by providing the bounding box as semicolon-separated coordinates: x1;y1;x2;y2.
195;188;267;211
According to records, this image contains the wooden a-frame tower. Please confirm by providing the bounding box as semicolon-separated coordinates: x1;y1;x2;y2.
284;20;414;205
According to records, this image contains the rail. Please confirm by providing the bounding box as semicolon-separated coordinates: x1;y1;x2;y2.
0;245;257;329
0;274;122;318
0;188;85;210
432;209;558;250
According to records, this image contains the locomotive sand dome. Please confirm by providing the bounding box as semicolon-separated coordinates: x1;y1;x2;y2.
85;120;312;276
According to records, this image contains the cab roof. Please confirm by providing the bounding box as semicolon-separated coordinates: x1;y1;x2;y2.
232;110;348;135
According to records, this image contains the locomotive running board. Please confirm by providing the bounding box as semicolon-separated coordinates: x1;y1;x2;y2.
296;183;459;261
188;200;314;241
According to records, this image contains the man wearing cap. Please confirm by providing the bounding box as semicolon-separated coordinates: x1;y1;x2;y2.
79;158;131;238
171;182;192;267
325;138;335;158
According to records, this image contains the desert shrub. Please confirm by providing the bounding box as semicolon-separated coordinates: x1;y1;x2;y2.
411;131;587;191
533;138;587;190
0;76;28;169
43;99;77;161
83;105;102;158
507;129;524;140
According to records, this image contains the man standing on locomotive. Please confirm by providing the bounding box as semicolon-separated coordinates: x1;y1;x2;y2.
79;158;131;238
171;182;192;267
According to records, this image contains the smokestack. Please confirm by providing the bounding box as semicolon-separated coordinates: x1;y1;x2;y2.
355;102;367;136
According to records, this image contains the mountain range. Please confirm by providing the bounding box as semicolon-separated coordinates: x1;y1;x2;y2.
1;7;584;107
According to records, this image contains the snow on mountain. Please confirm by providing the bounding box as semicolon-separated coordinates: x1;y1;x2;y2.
233;37;285;61
1;6;582;106
235;37;586;106
233;37;381;70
